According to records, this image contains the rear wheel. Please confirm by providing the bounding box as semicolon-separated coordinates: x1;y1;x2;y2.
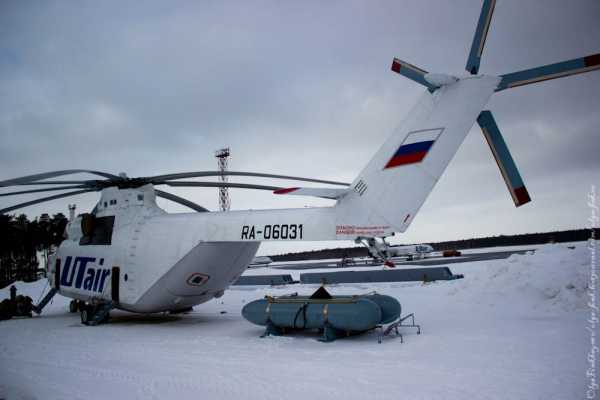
80;306;92;325
69;300;78;313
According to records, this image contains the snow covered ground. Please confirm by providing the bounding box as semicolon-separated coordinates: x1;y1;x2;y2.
0;242;595;400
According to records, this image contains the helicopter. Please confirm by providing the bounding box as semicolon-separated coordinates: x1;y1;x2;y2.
0;0;598;325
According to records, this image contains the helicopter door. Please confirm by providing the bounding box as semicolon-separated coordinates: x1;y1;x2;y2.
54;258;61;290
111;266;120;303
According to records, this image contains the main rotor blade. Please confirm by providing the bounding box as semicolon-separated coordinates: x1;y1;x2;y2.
162;181;282;191
146;171;350;187
0;185;90;197
390;58;438;91
0;189;96;214
15;180;97;186
496;53;600;91
465;0;496;75
477;111;531;207
0;170;119;187
154;190;209;212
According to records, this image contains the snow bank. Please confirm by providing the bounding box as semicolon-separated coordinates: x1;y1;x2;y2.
449;242;593;312
0;243;592;400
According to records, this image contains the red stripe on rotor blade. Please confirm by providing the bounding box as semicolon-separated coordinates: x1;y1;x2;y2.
273;187;299;195
584;54;600;67
384;152;427;169
391;59;402;73
513;186;531;207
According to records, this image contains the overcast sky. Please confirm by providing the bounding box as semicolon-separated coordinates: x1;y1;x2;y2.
1;0;599;255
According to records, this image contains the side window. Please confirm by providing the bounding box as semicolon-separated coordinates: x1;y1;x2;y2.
79;216;115;246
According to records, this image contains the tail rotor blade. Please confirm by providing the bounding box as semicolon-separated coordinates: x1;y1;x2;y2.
390;58;438;91
477;111;531;207
497;54;600;91
465;0;496;75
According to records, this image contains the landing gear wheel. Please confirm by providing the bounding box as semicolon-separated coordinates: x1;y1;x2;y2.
80;308;90;325
69;300;78;313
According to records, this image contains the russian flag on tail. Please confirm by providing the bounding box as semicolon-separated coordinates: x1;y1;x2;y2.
384;128;442;169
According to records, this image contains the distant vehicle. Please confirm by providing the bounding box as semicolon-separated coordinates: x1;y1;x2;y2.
249;256;273;267
443;250;462;257
358;237;433;263
387;244;434;260
337;256;357;267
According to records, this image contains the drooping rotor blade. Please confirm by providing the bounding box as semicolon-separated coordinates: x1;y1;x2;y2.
496;54;600;91
162;181;282;191
154;190;209;212
477;111;531;207
16;180;97;186
465;0;496;75
273;187;349;200
147;171;350;187
0;170;119;187
0;185;90;197
0;189;96;214
390;58;438;91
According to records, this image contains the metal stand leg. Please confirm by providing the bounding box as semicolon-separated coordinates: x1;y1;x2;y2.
378;313;421;343
261;321;283;338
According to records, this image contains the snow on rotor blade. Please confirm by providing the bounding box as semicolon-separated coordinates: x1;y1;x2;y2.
465;0;496;75
496;54;600;91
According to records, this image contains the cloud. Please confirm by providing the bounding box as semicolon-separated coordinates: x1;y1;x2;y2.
1;0;599;254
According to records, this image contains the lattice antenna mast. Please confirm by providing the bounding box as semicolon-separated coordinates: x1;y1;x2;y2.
215;148;231;211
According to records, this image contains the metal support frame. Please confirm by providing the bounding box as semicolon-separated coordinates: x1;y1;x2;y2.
32;288;57;314
377;313;421;344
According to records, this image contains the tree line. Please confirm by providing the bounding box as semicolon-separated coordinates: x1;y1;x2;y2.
0;213;68;289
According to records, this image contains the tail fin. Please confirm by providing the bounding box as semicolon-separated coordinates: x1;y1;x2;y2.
334;75;500;237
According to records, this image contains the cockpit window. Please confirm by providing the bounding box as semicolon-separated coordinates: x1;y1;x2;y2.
79;215;115;246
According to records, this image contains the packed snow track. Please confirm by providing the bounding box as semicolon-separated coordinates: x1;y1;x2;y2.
0;242;594;400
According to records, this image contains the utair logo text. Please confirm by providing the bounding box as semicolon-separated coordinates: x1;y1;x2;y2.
60;256;111;293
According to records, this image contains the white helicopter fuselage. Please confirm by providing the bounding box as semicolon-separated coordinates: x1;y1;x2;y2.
46;75;501;314
48;185;340;313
